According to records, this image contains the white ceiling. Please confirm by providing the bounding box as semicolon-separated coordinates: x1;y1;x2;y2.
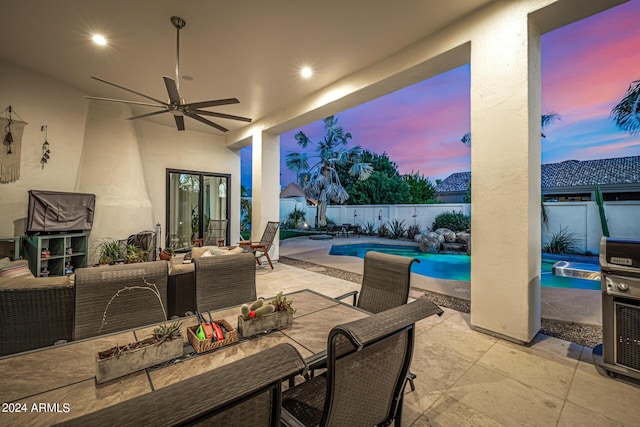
1;0;494;134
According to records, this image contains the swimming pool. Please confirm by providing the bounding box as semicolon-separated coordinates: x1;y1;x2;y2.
329;243;601;290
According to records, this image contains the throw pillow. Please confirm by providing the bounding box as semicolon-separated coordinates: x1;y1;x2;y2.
220;247;245;256
0;257;12;269
0;263;34;279
201;249;213;257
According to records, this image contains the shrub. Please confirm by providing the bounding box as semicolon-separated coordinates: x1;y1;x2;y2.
431;211;470;232
388;219;407;239
406;224;421;240
543;226;581;254
377;223;390;238
283;207;306;230
362;221;376;236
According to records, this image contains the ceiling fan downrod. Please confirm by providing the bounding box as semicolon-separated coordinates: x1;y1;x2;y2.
171;16;186;95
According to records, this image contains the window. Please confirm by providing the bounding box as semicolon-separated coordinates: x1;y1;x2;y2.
166;169;230;251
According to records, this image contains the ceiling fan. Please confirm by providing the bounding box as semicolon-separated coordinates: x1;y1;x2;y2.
87;16;252;132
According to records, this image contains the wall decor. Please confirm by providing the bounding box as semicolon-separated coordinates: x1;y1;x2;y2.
1;105;28;184
40;125;50;168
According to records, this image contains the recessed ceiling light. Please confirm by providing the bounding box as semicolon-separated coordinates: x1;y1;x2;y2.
301;66;313;79
182;75;194;81
92;34;107;46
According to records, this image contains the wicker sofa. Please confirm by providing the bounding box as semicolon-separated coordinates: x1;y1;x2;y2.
0;259;74;357
1;248;257;356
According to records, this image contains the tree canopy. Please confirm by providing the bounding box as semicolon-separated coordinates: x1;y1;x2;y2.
611;79;640;136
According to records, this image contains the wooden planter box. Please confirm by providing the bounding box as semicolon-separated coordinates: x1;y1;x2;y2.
237;311;293;338
95;337;183;384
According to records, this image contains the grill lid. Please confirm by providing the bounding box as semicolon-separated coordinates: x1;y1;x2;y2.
600;237;640;272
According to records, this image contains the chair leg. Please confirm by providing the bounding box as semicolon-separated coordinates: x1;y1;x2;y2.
264;252;274;269
407;371;416;392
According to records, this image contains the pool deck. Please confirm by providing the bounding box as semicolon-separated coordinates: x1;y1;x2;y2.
280;235;602;326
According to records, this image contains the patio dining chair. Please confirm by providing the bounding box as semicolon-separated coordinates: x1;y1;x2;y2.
239;221;280;269
62;343;306;426
281;299;443;427
310;251;421;390
194;251;256;312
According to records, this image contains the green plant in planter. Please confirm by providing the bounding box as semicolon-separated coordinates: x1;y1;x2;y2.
94;237;124;265
153;320;183;345
271;292;296;315
388;219;407;239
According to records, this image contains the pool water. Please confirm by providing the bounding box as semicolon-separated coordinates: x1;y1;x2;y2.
329;243;600;290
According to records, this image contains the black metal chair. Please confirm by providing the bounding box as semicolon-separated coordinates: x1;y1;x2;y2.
317;251;421;390
281;299;443;427
60;343;306;426
193;251;256;312
73;261;169;340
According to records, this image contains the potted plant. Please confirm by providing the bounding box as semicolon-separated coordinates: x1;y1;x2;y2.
237;292;296;338
95;280;183;384
159;247;174;261
94;237;125;265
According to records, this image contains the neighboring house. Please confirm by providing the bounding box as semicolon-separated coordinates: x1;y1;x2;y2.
279;182;317;206
436;155;640;202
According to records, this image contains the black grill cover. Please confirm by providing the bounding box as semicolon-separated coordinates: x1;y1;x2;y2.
27;190;96;234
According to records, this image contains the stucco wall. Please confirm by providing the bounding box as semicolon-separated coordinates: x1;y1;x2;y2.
0;60;241;259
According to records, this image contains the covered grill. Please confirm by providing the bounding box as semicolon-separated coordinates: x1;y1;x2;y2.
593;237;640;381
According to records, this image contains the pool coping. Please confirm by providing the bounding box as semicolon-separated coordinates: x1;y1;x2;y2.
280;235;602;327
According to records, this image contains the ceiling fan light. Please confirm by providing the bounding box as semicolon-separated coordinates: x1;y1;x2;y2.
301;66;313;79
92;34;107;46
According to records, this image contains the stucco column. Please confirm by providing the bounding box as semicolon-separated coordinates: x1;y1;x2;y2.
251;130;280;261
77;101;153;262
469;11;542;343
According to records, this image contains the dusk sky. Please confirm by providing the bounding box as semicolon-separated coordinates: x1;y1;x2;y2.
242;0;640;191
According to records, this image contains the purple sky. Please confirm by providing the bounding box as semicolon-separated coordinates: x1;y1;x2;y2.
242;0;640;191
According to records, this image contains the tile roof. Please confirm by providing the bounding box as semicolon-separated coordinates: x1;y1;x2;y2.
435;155;640;193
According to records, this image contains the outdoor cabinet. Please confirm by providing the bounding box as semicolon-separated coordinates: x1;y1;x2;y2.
23;233;88;277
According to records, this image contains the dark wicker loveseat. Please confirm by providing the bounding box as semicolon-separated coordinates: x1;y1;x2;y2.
0;268;74;357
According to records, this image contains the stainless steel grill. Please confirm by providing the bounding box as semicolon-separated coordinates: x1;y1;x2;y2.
593;237;640;380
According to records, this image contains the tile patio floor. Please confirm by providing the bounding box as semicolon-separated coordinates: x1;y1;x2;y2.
251;237;640;426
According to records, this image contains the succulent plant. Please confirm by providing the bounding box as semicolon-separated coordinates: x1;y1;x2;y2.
271;292;296;315
152;320;182;344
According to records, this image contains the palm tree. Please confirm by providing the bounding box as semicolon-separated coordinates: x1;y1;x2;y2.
460;113;561;146
611;79;640;136
286;115;372;226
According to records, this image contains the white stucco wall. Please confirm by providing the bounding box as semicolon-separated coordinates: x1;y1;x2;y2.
0;60;242;260
0;60;88;236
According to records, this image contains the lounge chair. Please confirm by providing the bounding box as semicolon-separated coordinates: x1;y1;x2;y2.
282;299;443;426
239;221;280;269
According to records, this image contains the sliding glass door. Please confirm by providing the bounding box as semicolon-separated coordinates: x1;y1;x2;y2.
166;170;230;251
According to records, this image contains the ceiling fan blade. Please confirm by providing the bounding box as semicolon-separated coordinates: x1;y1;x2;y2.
127;110;169;120
183;98;240;110
163;77;181;105
174;115;185;131
91;76;167;105
190;110;252;123
185;112;228;132
86;96;166;109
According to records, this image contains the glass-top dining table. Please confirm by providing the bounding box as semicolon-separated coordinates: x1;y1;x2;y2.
0;289;368;426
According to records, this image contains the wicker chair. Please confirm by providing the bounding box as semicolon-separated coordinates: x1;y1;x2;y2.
282;299;443;427
193;251;256;312
61;343;306;426
239;221;280;269
0;276;74;356
73;261;169;340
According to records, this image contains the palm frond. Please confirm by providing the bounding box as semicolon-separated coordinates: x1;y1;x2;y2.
611;79;640;136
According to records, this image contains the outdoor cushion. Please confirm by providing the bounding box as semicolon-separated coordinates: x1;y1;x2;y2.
0;259;34;279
